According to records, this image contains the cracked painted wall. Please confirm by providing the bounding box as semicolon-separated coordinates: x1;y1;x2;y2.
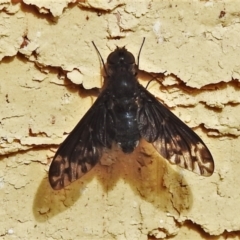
1;0;240;239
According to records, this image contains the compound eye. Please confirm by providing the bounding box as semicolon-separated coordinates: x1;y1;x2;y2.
107;48;135;65
107;51;117;64
123;51;135;64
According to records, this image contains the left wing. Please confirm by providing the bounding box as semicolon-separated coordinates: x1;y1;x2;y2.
137;85;214;176
49;91;113;190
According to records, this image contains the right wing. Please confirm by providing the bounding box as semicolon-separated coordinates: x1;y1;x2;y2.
137;85;214;176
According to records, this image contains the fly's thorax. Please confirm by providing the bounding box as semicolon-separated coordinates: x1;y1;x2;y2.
108;72;138;99
107;63;137;76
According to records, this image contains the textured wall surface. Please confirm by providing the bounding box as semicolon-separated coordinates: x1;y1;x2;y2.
1;0;240;239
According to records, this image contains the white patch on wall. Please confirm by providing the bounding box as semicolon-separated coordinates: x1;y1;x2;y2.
153;20;163;43
7;228;14;235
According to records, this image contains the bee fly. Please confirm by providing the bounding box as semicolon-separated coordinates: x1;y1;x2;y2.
49;39;214;190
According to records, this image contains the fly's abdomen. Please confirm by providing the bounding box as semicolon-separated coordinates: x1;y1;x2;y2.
113;99;140;153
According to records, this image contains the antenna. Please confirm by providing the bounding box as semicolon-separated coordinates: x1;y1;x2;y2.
92;41;108;76
137;37;145;69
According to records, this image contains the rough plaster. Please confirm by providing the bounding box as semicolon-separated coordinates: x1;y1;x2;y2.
1;0;240;239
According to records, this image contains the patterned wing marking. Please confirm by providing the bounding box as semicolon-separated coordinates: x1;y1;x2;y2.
49;91;113;190
137;85;214;176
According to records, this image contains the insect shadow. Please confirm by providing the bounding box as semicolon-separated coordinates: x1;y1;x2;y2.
48;39;213;191
33;140;193;222
33;38;213;220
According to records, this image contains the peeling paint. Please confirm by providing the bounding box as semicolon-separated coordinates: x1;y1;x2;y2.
1;0;240;239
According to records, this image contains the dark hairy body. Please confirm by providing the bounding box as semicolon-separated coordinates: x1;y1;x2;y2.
49;42;214;190
106;50;140;153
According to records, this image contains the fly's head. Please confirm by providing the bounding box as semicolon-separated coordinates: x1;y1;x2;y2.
107;47;138;76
